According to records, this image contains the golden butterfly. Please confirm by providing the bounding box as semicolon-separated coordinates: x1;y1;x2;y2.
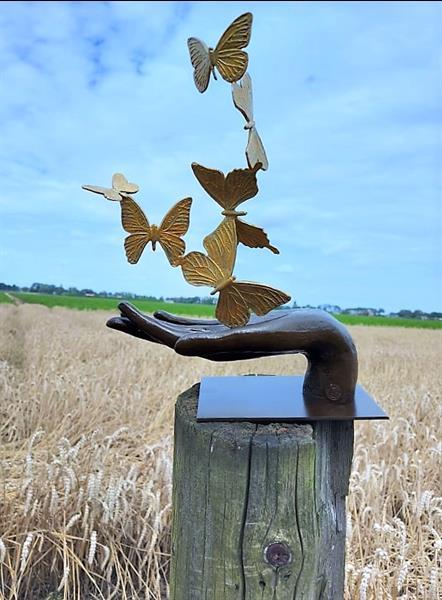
82;173;139;201
188;12;252;93
121;196;192;266
179;219;290;328
191;162;279;254
232;73;268;171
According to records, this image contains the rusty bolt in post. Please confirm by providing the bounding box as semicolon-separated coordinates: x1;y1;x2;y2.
264;542;293;568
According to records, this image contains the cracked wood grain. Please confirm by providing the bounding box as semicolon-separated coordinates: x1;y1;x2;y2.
170;383;354;599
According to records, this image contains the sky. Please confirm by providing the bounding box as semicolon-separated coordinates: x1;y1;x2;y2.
0;1;441;313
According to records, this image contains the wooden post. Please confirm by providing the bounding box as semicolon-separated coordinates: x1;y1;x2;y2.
170;383;354;600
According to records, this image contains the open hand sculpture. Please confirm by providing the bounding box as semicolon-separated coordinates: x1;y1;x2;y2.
107;303;358;405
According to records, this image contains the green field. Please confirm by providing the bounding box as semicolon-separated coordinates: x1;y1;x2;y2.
336;314;442;329
0;292;13;304
3;292;441;329
10;292;216;317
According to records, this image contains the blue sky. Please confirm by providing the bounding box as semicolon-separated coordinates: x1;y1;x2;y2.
0;1;441;312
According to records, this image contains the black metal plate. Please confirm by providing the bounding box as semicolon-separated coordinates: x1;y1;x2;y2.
197;375;388;422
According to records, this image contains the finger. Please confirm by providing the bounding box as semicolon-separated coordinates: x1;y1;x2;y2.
106;316;162;343
118;302;146;319
154;310;219;326
106;315;135;333
174;336;258;361
174;327;243;356
118;303;182;348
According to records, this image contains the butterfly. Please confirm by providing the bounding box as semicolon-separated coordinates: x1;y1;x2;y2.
187;12;252;93
232;73;268;171
82;173;139;201
191;162;279;254
179;219;290;328
120;196;192;266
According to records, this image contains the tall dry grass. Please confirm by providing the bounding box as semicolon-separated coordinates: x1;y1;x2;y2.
0;304;440;599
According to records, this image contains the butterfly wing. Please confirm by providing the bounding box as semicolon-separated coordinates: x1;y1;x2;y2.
233;282;291;316
203;218;237;277
82;185;121;201
159;198;192;236
120;197;151;264
180;252;225;287
231;72;254;124
216;286;250;328
224;167;258;210
231;73;269;171
191;163;227;209
158;197;192;266
121;197;150;234
213;13;252;83
187;37;212;93
246;127;269;171
235;219;279;254
160;236;185;267
112;173;139;195
192;165;259;233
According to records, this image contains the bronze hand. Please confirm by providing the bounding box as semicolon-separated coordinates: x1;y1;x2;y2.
107;303;358;404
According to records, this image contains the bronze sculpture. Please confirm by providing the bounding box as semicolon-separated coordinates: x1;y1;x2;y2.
191;163;277;252
120;196;192;266
82;172;139;201
232;73;269;170
188;12;252;93
177;219;289;328
107;303;358;407
82;11;387;419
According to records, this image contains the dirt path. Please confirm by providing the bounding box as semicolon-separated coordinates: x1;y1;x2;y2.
4;292;23;305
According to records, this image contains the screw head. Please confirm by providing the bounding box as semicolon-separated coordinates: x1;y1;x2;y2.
326;383;342;402
264;542;292;567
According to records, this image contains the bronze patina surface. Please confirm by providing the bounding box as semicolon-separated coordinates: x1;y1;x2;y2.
178;219;290;328
187;12;253;93
191;162;277;252
107;305;360;406
232;73;269;170
121;196;192;266
82;172;139;201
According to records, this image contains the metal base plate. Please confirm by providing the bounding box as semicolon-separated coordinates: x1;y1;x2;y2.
197;375;388;422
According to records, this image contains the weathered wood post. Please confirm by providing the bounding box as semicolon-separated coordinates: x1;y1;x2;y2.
170;384;354;599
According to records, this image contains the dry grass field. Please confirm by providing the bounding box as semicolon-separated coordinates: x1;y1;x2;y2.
0;304;440;599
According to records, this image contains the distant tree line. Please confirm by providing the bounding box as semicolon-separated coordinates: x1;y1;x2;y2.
1;282;440;320
166;296;217;305
0;282;159;302
294;301;442;320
